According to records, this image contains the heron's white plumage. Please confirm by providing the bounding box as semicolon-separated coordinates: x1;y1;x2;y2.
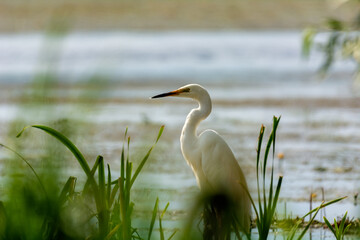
152;84;251;232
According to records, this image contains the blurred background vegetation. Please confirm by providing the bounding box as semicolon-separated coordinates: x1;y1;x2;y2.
0;0;358;31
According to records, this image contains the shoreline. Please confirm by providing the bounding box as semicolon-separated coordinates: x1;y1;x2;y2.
0;0;357;32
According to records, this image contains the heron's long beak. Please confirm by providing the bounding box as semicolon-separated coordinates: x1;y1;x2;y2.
151;88;188;99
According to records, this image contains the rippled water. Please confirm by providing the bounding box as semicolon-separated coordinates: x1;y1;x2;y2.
0;30;359;238
0;30;355;82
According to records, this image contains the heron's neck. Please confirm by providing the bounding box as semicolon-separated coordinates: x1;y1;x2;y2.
182;96;212;139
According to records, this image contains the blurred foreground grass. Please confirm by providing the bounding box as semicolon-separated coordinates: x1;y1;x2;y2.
0;124;176;239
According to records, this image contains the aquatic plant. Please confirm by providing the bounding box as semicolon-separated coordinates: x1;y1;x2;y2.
0;124;176;240
285;197;347;240
324;212;352;240
241;116;282;240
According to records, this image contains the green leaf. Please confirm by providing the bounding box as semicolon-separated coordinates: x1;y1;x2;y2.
338;211;348;234
107;164;111;207
256;125;265;222
297;202;323;240
324;216;336;236
287;219;303;240
59;176;77;205
0;143;47;196
159;212;165;240
109;183;119;208
303;196;346;219
16;125;104;214
156;125;165;143
161;202;170;219
98;156;106;205
270;175;283;216
167;230;178;240
130;126;164;188
302;28;317;58
343;223;352;236
105;223;121;240
148;198;159;240
334;217;339;235
83;155;102;194
17;125;92;178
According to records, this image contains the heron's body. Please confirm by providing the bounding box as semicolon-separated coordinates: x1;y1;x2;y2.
152;84;251;233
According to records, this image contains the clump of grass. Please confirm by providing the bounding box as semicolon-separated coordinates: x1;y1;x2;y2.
0;124;175;239
242;116;283;240
241;116;347;240
285;197;346;240
324;212;351;240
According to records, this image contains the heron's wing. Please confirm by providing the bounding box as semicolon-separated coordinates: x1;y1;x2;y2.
199;130;251;231
199;130;246;190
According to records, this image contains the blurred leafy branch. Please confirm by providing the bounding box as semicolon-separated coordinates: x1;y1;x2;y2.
302;0;360;80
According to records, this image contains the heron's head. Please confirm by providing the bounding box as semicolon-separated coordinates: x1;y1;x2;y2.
151;84;209;101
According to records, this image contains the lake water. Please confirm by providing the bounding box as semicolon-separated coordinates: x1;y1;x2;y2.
0;30;359;238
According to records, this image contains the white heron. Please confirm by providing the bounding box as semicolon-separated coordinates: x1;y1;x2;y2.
151;84;251;234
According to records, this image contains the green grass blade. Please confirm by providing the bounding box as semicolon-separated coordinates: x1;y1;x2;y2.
98;156;105;204
118;177;126;222
287;219;303;240
0;143;47;196
159;201;169;240
83;155;102;194
127;136;130;162
91;155;102;176
121;128;127;193
159;214;165;240
272;116;280;159
161;202;170;219
16;125;105;214
107;164;111;207
118;177;128;240
268;116;280;212
130;126;164;188
344;223;352;236
302;196;346;219
338;212;347;234
98;156;109;238
323;216;336;236
59;176;77;205
148;198;159;240
334;217;339;234
263;129;274;177
109;183;119;208
105;223;121;240
256;125;265;175
271;176;283;215
302;28;317;58
17;125;92;178
297;202;323;240
167;230;178;240
125;161;133;206
156;125;165;143
256;125;265;222
262;129;274;223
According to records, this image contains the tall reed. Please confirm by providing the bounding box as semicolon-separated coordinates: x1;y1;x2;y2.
241;116;283;240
